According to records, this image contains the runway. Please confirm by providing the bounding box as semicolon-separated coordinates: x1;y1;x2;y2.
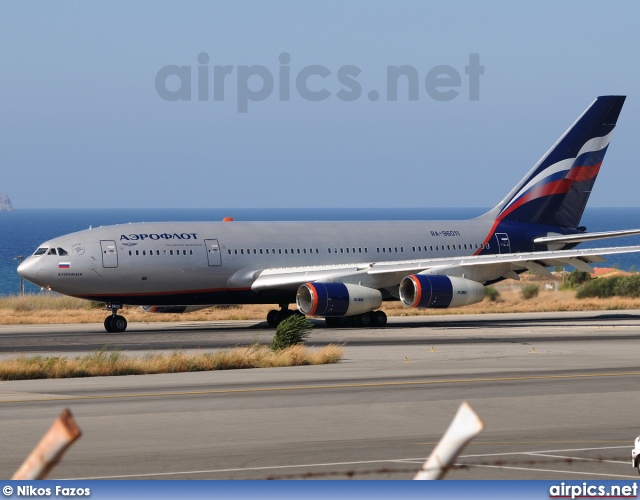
1;311;640;480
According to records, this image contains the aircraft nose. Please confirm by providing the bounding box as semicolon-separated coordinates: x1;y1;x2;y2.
17;257;39;284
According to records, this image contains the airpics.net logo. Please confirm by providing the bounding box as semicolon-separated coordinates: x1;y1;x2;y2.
155;52;484;112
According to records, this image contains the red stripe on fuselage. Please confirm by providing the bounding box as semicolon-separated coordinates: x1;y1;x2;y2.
76;286;253;298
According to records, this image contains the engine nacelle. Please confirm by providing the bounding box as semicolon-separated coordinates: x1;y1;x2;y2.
296;282;382;317
140;305;213;314
399;275;485;309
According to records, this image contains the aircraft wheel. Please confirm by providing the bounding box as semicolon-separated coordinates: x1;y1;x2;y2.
372;310;387;327
325;317;337;327
338;316;352;327
266;310;278;327
359;312;373;327
104;316;114;333
110;315;127;333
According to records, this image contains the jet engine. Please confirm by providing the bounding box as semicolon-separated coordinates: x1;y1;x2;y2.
399;274;485;309
296;282;382;317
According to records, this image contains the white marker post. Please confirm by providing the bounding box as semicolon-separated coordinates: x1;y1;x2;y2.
12;409;82;480
414;401;484;480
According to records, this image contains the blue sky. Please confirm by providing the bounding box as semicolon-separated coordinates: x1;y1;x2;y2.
2;1;639;209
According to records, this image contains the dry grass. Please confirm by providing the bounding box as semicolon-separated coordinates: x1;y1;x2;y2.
0;345;344;380
3;279;640;326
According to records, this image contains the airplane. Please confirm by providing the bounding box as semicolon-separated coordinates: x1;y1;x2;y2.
17;95;640;333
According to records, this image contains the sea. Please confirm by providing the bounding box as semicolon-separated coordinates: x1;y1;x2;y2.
2;207;640;297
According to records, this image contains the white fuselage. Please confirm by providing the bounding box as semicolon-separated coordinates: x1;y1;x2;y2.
18;218;519;305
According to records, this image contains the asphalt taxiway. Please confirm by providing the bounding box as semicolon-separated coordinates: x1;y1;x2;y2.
1;311;639;480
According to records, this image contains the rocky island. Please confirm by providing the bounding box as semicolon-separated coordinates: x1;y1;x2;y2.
0;193;14;211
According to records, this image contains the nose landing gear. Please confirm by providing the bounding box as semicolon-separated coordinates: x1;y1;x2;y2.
103;303;127;333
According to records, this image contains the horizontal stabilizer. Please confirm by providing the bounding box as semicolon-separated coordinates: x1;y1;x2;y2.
533;228;640;245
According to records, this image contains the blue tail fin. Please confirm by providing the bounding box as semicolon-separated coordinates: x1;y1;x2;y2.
484;96;625;228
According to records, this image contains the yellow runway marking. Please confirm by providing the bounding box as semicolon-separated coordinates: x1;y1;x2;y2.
2;370;640;403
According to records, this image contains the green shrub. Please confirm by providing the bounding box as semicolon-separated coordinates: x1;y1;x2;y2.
576;276;621;298
485;286;500;302
520;284;539;300
270;314;313;351
565;270;591;288
613;274;640;297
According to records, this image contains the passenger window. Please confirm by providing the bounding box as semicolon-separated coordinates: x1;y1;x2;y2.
128;250;132;256
136;250;140;256
169;250;173;255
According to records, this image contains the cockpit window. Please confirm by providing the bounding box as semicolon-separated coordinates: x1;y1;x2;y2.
47;248;57;255
34;247;48;256
57;248;68;256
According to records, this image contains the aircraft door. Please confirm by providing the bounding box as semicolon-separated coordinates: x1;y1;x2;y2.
205;239;222;266
494;233;511;254
100;240;118;268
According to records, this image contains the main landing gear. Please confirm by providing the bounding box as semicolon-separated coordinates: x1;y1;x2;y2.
265;306;387;329
104;303;127;333
266;304;303;327
325;310;387;328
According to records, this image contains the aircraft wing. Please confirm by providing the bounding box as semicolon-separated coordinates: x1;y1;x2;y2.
251;244;640;291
